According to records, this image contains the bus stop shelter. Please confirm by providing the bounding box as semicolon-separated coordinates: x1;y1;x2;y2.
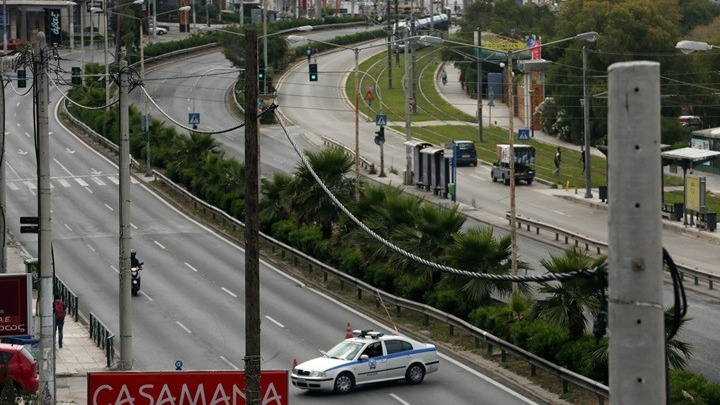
661;147;720;225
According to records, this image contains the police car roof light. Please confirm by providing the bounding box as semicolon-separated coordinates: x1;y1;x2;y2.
352;329;374;338
367;331;384;339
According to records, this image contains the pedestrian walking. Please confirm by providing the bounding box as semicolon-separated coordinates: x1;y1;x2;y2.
553;147;562;177
306;47;312;62
440;68;447;85
53;294;67;348
579;146;586;174
459;71;465;91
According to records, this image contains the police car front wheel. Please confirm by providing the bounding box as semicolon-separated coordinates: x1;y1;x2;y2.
334;372;355;394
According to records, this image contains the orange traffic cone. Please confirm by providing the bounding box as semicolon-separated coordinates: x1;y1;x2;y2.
345;321;352;339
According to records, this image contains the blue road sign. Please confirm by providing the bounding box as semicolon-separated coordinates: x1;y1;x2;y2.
518;128;531;141
375;114;388;126
188;113;200;125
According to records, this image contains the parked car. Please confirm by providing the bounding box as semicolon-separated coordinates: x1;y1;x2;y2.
0;343;39;393
454;140;477;166
149;26;168;35
0;39;27;52
679;115;703;129
291;330;439;394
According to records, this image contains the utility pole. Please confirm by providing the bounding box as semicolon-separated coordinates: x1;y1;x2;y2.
403;32;412;185
117;57;133;370
386;0;391;89
608;61;665;404
475;27;482;142
35;31;55;405
244;29;261;405
0;37;5;272
410;18;416;114
506;53;517;277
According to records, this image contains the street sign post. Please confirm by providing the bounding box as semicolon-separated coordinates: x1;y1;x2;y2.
375;114;387;126
188;113;200;126
518;128;531;141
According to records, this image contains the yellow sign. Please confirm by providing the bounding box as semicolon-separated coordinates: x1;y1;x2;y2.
685;176;700;211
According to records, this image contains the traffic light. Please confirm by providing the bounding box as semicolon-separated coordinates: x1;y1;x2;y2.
374;126;385;144
309;63;318;82
17;69;26;88
258;68;265;80
71;67;82;85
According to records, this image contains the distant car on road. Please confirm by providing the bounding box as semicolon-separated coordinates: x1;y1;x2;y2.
291;330;439;394
0;39;27;53
149;26;168;35
0;343;39;394
454;140;477;166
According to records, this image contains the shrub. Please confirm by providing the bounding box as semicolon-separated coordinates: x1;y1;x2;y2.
424;288;473;318
395;275;432;303
468;304;510;337
270;219;296;243
670;370;720;405
555;335;597;373
507;320;568;362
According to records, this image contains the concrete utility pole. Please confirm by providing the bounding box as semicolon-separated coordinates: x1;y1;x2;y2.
35;31;55;405
386;0;391;89
475;27;482;142
506;53;517;277
403;32;412;185
608;61;666;404
0;46;5;272
118;57;133;370
244;29;261;405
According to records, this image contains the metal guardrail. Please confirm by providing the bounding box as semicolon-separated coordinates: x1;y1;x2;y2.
53;276;79;322
509;212;718;290
145;169;609;403
89;312;115;368
322;135;376;174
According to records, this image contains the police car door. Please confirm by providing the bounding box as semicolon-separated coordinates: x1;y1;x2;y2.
383;339;415;379
357;342;387;383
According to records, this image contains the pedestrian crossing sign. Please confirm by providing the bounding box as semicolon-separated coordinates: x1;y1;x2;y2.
188;112;200;125
375;114;388;126
518;128;530;140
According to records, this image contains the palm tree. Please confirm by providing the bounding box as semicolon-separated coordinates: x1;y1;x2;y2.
441;227;531;305
168;132;223;182
260;172;293;232
530;247;607;341
283;149;354;238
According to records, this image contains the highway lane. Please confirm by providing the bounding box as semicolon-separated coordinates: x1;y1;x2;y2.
3;47;545;404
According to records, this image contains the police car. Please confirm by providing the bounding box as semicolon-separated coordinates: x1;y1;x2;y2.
291;330;439;394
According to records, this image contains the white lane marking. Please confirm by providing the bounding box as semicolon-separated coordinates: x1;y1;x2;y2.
552;210;567;216
86;244;96;252
25;132;31;138
110;265;119;274
185;262;199;272
141;291;154;301
175;321;192;334
57;178;71;187
91;177;106;186
24;181;36;190
7;183;18;191
154;240;166;250
220;356;239;370
64;224;73;232
85;187;93;194
104;203;114;211
130;178;139;184
389;394;411;405
107;176;119;184
221;287;237;298
53;158;74;176
75;178;89;187
6;163;22;179
264;316;284;328
130;223;138;229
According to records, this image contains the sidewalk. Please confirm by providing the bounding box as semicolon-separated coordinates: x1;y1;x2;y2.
6;241;109;404
436;63;720;194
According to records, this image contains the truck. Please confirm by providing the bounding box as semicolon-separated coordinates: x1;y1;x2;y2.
491;144;536;185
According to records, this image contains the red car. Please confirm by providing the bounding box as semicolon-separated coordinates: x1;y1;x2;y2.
0;343;39;393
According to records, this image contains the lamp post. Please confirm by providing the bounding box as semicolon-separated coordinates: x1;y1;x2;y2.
66;1;77;50
420;31;599;275
582;45;593;199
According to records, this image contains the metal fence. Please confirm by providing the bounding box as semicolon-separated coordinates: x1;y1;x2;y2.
509;212;719;290
89;312;115;368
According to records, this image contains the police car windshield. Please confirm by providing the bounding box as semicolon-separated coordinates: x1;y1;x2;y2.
326;341;364;360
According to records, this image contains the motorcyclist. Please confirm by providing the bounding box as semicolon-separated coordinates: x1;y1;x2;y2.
130;249;143;269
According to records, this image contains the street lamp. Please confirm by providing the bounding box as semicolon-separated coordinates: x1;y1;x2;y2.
66;1;77;50
676;40;717;54
421;31;599;275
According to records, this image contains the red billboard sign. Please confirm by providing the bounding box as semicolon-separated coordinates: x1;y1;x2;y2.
87;370;289;405
0;274;32;337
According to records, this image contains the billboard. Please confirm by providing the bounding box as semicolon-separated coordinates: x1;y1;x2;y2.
87;370;289;405
0;274;32;337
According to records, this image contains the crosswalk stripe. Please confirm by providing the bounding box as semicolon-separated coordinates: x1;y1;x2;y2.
7;183;19;191
57;179;71;188
91;177;106;186
75;178;89;187
107;176;119;185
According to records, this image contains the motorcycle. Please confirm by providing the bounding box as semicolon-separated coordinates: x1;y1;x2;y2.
131;263;143;296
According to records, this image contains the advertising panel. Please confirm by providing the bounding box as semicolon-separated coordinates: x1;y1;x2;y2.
685;175;700;212
0;274;32;337
88;370;288;405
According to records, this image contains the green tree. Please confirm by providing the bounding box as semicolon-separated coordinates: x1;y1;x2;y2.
531;247;607;341
167;131;223;183
441;227;531;305
260;172;293;232
283;148;354;238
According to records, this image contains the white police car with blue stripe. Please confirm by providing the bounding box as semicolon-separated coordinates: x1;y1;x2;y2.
291;330;439;394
